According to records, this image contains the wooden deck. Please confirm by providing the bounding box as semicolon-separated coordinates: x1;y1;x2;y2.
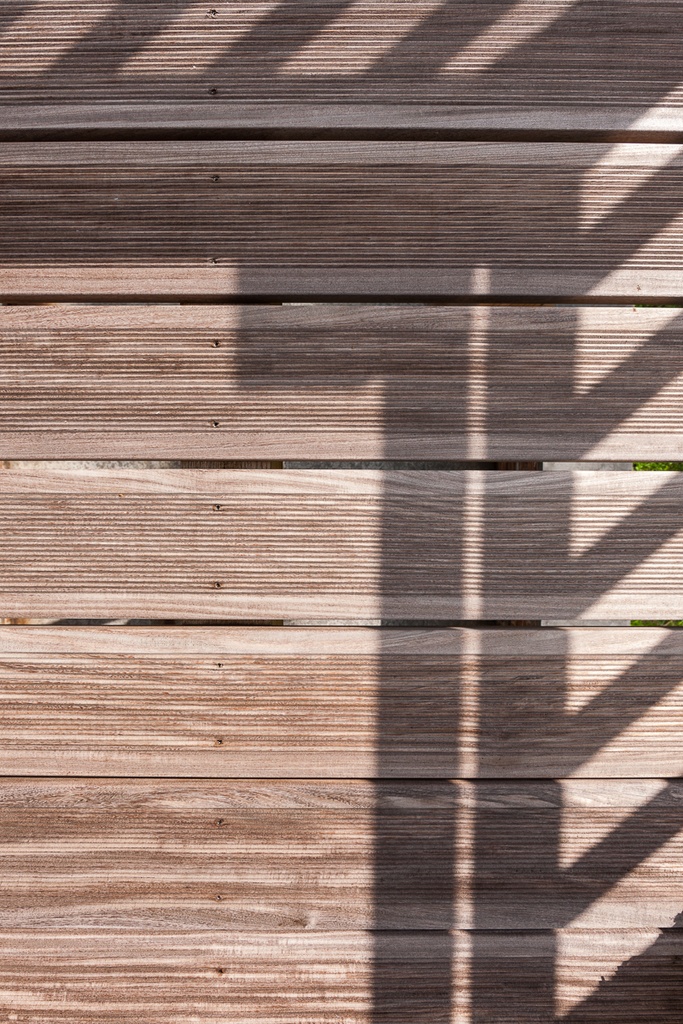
2;4;683;1022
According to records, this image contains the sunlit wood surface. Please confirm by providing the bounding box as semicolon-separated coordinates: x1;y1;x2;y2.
3;1;683;1019
2;626;683;778
3;303;683;461
0;1;682;133
0;466;681;619
0;775;681;933
2;929;681;1024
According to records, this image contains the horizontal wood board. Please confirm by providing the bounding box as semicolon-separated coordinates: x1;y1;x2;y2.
0;142;682;297
0;626;682;778
0;466;681;619
1;2;683;133
0;777;682;932
1;929;682;1023
3;303;683;459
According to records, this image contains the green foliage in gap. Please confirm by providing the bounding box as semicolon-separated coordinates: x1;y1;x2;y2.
632;620;683;626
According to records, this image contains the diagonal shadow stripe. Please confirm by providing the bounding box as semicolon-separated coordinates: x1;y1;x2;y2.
559;781;683;926
572;316;683;448
561;912;683;1022
203;0;360;76
2;4;679;1019
44;0;200;75
569;473;683;582
562;637;683;773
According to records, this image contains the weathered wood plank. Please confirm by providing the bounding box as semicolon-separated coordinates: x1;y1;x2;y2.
1;626;682;778
2;304;683;460
0;778;682;931
0;142;681;298
0;466;680;619
1;1;682;134
1;929;681;1023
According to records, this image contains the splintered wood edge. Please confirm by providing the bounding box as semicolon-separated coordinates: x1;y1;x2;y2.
2;100;682;133
0;929;678;955
0;303;666;330
0;141;681;167
0;467;659;496
0;625;676;656
0;777;681;807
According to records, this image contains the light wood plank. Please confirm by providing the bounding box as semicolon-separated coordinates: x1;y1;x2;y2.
0;778;682;931
3;303;683;460
1;929;682;1023
1;1;682;133
1;626;683;778
0;466;681;619
0;142;681;298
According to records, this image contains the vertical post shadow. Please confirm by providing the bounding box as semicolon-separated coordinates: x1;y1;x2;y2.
372;779;456;1023
468;304;577;1019
372;304;575;1023
374;458;465;1022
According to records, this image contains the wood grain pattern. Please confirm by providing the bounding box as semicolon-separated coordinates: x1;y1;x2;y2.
3;303;683;460
1;1;682;133
0;142;682;298
4;5;678;1021
1;929;682;1023
1;625;683;778
1;778;683;932
0;465;681;619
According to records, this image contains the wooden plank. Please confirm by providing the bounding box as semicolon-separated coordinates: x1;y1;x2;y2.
1;778;683;931
0;142;682;298
2;626;683;778
1;2;682;134
1;929;682;1023
0;465;681;619
0;931;443;1024
3;303;683;460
